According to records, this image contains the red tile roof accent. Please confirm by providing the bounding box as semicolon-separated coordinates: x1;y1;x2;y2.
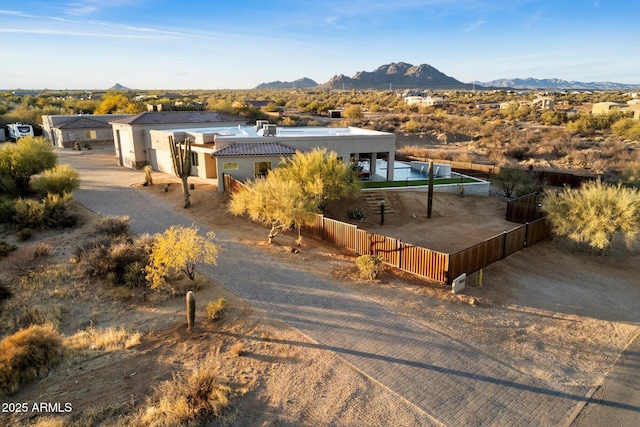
109;111;246;125
213;142;298;157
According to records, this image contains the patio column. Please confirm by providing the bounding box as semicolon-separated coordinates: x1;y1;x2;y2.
386;150;395;181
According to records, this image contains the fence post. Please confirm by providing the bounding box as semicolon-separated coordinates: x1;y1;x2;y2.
397;240;402;268
502;231;507;259
524;222;529;246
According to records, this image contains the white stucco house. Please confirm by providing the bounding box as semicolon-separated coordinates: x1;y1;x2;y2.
110;112;397;191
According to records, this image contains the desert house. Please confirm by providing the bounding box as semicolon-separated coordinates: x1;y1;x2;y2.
42;114;130;148
109;111;246;169
147;122;396;191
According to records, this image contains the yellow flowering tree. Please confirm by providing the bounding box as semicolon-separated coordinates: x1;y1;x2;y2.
146;225;219;291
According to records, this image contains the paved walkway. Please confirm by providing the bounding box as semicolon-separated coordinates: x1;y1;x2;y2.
58;149;627;426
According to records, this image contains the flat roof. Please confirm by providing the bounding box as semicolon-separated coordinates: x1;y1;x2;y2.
157;125;391;139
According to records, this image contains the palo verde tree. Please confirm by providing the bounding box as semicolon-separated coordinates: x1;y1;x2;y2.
274;148;361;211
542;180;640;252
0;136;57;196
228;175;317;244
168;136;193;208
228;148;360;244
145;224;220;291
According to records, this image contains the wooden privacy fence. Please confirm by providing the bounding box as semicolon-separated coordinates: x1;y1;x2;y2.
506;193;546;223
310;216;449;283
223;174;549;286
448;217;550;282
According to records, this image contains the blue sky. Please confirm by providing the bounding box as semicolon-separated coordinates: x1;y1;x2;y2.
1;0;639;89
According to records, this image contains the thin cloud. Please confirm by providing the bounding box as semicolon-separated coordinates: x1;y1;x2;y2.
0;27;183;40
63;0;142;16
464;19;485;33
527;11;542;28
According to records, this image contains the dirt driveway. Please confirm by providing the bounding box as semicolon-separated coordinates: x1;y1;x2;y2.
140;160;640;389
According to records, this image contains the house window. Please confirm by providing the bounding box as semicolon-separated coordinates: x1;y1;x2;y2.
85;130;97;139
223;162;238;170
191;152;199;167
254;161;271;177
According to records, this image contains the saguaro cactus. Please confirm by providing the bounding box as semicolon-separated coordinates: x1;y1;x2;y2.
186;291;196;330
168;136;192;208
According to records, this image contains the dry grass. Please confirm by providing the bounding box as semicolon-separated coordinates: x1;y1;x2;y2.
64;326;141;360
0;324;64;396
130;366;233;426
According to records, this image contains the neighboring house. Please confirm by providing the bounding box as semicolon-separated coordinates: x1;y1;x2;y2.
110;111;247;169
41;114;130;148
624;99;640;120
147;122;396;191
404;96;446;107
592;102;622;115
532;97;554;110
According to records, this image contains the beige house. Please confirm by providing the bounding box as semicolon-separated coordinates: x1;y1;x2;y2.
532;97;554;110
591;102;622;115
109;111;246;169
42;114;129;148
404;96;446;107
148;123;396;191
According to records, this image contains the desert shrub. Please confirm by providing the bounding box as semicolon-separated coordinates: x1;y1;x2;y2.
0;197;16;224
0;324;63;396
12;193;76;229
30;164;80;196
0;239;17;257
205;298;227;321
611;117;640;140
32;242;53;258
542;180;640;252
403;119;421;133
132;367;232;426
355;255;383;280
94;215;130;237
16;227;33;241
123;261;148;288
348;207;366;221
13;197;46;228
72;236;150;283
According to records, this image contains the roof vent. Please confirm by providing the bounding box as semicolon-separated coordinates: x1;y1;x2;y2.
263;124;276;136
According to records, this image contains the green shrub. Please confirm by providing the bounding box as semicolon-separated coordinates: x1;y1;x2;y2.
94;216;130;237
123;261;148;288
0;324;63;396
16;228;33;242
31;164;80;196
205;298;227;321
348;207;366;221
355;255;383;280
12;193;76;229
0;240;17;257
43;193;77;228
0;197;16;224
13;197;46;228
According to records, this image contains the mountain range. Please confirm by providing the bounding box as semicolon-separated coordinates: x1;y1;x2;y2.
254;62;639;91
471;78;639;90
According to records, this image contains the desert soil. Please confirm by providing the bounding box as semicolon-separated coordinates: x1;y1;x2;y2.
2;166;639;426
